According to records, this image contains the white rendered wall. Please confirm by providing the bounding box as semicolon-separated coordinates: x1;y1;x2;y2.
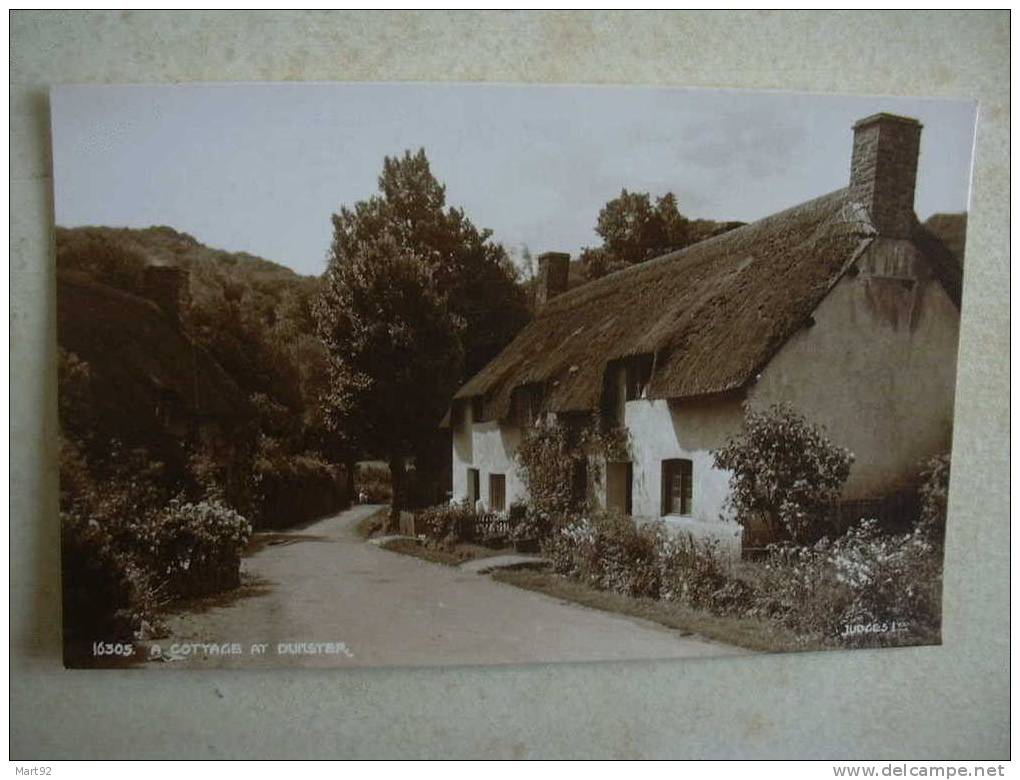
747;239;960;499
451;404;525;511
617;396;744;553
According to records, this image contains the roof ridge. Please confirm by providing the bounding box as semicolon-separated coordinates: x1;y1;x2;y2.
537;187;854;317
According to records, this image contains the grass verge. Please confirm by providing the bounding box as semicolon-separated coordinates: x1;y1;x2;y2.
379;538;515;567
491;568;819;654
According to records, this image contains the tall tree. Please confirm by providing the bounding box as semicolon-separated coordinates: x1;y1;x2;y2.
316;231;463;529
316;149;529;527
595;190;691;266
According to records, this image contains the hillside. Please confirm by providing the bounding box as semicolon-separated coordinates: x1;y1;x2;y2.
57;225;328;423
56;225;346;528
924;213;968;267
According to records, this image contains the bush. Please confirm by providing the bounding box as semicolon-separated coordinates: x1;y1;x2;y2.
417;501;477;543
753;519;942;643
61;508;159;645
357;463;393;503
658;533;752;614
142;499;252;599
545;514;663;598
542;509;940;646
253;440;349;528
713;403;854;545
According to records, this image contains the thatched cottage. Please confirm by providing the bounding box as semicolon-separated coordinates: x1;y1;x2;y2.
445;113;962;552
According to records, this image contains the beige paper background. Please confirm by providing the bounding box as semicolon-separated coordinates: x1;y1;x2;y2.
10;10;1009;759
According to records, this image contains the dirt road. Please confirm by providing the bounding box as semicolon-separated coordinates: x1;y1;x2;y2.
145;504;747;668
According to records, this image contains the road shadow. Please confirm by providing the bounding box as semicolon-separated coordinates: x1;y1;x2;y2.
162;572;274;618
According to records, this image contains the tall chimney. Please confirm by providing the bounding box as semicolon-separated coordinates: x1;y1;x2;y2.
536;252;570;307
849;113;923;239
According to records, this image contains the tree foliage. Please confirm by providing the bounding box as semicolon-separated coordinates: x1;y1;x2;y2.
581;189;744;280
56;226;348;527
597;190;691;266
713;404;854;545
316;149;529;525
514;416;629;521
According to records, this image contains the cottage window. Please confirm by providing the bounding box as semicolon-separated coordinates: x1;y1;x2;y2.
625;356;653;401
471;397;486;423
661;458;693;516
489;473;506;512
467;468;480;505
513;384;544;428
606;461;633;516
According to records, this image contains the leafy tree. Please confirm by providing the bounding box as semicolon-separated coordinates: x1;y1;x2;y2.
317;233;462;529
581;190;744;281
328;150;529;378
317;149;530;528
713;404;854;545
580;189;692;280
596;189;690;265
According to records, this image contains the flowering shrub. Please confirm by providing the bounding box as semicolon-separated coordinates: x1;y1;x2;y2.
143;499;252;598
545;514;663;598
754;519;942;642
713;404;853;545
507;501;550;542
658;533;752;613
61;508;161;644
417;501;478;543
543;508;940;646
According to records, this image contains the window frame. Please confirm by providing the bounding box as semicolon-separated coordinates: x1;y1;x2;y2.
467;467;480;505
512;383;545;428
661;458;693;517
489;473;506;512
625;355;653;401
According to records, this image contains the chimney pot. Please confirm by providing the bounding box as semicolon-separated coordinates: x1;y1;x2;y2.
536;252;570;307
849;113;923;239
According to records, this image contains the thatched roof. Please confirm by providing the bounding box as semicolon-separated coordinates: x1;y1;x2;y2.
58;271;246;431
451;188;961;424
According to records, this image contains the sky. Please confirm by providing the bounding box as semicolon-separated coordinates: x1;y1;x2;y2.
51;82;977;277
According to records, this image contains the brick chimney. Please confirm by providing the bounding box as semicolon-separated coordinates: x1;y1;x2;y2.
143;266;190;327
536;252;570;307
849;113;923;239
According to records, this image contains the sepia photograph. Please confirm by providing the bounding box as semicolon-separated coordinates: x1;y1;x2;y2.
51;81;976;669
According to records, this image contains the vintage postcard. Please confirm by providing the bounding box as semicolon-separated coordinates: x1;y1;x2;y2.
51;82;976;668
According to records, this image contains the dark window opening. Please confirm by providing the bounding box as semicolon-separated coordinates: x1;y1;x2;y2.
489;473;506;512
512;383;545;428
625;355;653;401
570;457;588;511
602;355;653;427
471;397;486;423
661;458;693;516
606;461;633;517
467;468;480;505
